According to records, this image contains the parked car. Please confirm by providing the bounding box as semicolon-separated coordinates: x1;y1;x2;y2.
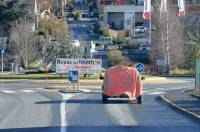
135;26;146;33
142;23;156;31
139;44;151;50
70;40;80;47
95;36;113;45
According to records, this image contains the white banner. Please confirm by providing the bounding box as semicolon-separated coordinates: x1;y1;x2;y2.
160;0;167;12
56;58;102;74
143;0;151;20
178;0;185;16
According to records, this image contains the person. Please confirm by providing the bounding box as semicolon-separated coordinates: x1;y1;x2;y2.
102;61;143;103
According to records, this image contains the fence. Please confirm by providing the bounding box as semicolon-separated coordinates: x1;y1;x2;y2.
0;73;103;90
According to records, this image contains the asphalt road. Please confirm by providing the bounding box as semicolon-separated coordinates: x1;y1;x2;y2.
0;78;199;132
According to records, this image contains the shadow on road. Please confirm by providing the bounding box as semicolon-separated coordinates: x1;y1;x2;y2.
35;99;138;104
0;126;200;132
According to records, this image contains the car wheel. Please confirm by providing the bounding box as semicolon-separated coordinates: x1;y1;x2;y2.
102;94;108;103
137;95;142;104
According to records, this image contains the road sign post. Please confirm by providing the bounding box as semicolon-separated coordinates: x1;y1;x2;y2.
135;63;145;73
0;37;7;73
69;70;79;91
195;59;200;95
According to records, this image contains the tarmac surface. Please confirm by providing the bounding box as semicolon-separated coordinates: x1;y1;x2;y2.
161;89;200;121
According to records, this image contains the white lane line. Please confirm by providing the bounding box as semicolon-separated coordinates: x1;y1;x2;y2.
143;86;192;91
20;90;35;93
80;89;92;93
105;104;138;125
60;93;78;132
1;90;16;94
147;92;166;95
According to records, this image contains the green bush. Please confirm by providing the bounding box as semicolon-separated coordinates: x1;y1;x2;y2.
170;69;194;75
74;12;83;20
102;29;109;37
123;39;140;49
107;50;128;66
113;32;126;44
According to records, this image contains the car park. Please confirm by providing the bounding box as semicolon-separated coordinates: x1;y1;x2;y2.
135;26;146;33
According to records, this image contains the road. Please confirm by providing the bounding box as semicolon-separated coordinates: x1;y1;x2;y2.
0;78;199;132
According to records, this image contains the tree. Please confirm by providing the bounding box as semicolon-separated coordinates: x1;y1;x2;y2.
0;0;33;32
150;1;185;72
9;18;37;69
39;17;80;63
74;11;83;20
108;50;128;66
184;14;200;69
123;39;140;49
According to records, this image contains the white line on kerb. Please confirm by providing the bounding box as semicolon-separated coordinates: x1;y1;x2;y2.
60;93;75;132
20;90;35;93
80;89;92;93
2;90;16;94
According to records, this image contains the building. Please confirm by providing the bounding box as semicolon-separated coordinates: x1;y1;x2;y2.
64;0;100;40
171;0;200;14
99;0;145;37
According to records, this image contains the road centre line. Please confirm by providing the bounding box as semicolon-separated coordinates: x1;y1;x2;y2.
60;93;81;132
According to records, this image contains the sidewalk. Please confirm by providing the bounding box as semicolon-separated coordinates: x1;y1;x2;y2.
161;89;200;121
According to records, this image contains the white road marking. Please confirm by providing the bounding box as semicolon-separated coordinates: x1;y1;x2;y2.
20;90;35;93
147;92;166;95
80;89;92;93
143;86;191;91
106;104;138;125
60;93;79;132
1;90;16;94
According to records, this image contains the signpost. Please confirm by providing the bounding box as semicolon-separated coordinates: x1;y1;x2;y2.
195;59;200;95
135;63;145;73
69;70;79;90
56;58;102;91
0;37;7;73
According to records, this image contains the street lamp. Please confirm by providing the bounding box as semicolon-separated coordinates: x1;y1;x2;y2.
0;37;7;73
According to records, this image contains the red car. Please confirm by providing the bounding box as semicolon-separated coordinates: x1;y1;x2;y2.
102;65;143;104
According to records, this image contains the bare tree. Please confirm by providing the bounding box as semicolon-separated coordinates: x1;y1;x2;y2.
150;0;185;73
9;18;37;69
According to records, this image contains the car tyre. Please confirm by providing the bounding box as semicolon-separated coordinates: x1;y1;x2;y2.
137;95;142;104
102;94;108;103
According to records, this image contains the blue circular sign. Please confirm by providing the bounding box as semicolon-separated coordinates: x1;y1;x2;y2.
135;63;145;73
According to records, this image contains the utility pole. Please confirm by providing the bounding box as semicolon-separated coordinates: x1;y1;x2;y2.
0;37;7;73
166;1;170;73
148;0;152;45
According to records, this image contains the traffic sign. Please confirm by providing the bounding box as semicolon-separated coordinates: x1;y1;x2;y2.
135;63;145;73
69;70;79;83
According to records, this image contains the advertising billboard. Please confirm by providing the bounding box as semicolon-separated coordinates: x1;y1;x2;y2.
56;58;102;74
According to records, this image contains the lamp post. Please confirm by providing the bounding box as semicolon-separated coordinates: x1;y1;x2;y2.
0;37;7;73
